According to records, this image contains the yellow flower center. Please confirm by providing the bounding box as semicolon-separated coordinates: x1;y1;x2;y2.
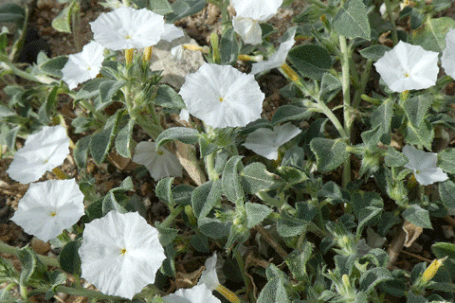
219;97;224;102
120;248;127;255
157;150;164;155
415;170;420;174
50;211;57;217
404;72;410;78
125;35;131;40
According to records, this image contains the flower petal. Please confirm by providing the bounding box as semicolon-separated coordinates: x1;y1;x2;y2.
7;125;70;184
163;284;221;303
11;179;84;242
232;17;262;45
79;211;166;299
442;28;455;79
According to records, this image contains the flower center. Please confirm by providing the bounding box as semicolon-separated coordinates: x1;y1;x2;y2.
157;150;164;155
125;35;131;40
404;72;410;78
219;97;224;102
415;170;420;174
49;211;57;217
120;248;127;255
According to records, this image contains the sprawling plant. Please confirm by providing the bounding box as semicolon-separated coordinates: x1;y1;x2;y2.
1;0;455;302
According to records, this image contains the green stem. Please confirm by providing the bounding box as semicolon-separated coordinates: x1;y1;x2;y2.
160;205;184;228
39;285;122;300
135;115;163;140
234;251;254;303
256;191;284;208
352;59;373;109
0;60;54;84
0;241;60;268
383;0;398;44
339;36;351;188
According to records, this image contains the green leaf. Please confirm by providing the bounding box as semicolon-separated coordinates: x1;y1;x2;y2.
310;138;348;173
370;99;394;144
149;0;173;15
39;56;68;78
245;202;273;228
222;156;244;204
402;94;432;128
155;177;175;206
287;45;331;80
359;45;390;61
276;166;308;186
172;184;194;205
102;191;128;215
73;135;91;169
402;205;432;229
89;111;123;165
277;213;307;237
384;147;408;167
0;125;20;151
286;242;312;280
438;148;455;174
439;180;455;209
0;3;25;23
51;0;79;33
360;267;393;293
333;0;371;40
39;86;59;124
241;162;283;194
190;233;210;253
191;180;222;219
411;17;455;52
432;242;455;260
198;217;231;239
404;120;434;150
115;119;135;158
320;73;342;103
17;246;47;285
156;224;179;246
220;27;239;65
155;127;199;148
74;78;106;101
165;0;206;23
257;271;290;303
99;80;126;104
154;85;185;109
271;105;311;125
406;292;428;303
59;241;81;275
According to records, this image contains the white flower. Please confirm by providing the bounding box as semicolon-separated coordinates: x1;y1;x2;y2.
7;125;70;184
61;41;104;90
132;142;183;181
243;123;301;160
79;210;166;300
442;28;455;79
402;145;449;186
251;29;296;74
11;179;84;242
161;23;185;42
163;284;221;303
231;0;283;45
179;63;265;128
373;41;439;92
197;253;220;291
90;7;165;50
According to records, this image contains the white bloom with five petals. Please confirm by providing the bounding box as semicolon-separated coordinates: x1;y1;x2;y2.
11;179;84;242
243;123;301;160
163;284;221;303
179;63;265;128
7;125;70;184
251;28;296;74
132;141;183;181
90;7;165;50
373;41;439;92
402;145;448;186
78;210;166;300
442;28;455;79
61;41;105;90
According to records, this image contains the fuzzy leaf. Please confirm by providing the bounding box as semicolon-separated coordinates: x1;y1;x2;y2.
310;138;348;173
156;127;199;148
404;120;434;150
438;148;455;174
59;241;81;275
271;105;311;125
359;45;390;61
384;147;408;167
192;180;222;219
245;202;273;228
89;111;122;165
288;45;331;80
402;205;432;229
411;17;455;52
333;0;371;40
115;119;135;158
241;162;283;194
439;180;455;209
154;85;185;109
222;156;244;204
402;94;432;128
